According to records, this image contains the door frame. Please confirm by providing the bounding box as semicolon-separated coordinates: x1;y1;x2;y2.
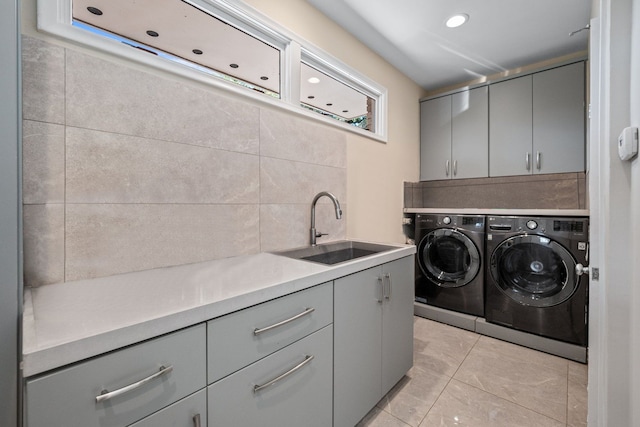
0;0;22;426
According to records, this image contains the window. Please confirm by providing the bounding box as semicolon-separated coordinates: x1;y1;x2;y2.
37;0;387;140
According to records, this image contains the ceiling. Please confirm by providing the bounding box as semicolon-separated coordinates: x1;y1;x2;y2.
73;0;368;119
306;0;592;91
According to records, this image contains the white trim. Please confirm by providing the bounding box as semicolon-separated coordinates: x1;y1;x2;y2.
36;0;388;142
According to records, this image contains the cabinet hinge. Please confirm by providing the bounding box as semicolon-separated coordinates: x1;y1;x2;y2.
591;267;599;281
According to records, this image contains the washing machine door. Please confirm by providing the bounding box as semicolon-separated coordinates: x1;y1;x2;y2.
417;228;481;288
490;234;578;307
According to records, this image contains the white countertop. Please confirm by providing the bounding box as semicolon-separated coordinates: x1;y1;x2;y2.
22;241;415;377
404;208;589;217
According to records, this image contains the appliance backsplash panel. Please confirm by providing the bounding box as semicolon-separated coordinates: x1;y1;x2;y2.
404;173;586;209
22;36;347;286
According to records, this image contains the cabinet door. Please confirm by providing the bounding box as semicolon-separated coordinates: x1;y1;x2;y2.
420;96;452;181
489;75;533;177
208;326;333;427
381;256;415;394
533;62;585;174
451;86;489;179
129;390;206;427
334;266;383;427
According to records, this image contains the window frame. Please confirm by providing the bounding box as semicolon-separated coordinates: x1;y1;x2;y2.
36;0;388;142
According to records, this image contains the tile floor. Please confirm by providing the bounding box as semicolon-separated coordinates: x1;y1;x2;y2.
357;316;588;427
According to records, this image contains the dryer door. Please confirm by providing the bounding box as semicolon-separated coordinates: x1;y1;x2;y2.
490;234;578;307
417;228;481;288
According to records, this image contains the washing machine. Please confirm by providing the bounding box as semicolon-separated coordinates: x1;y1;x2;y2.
485;216;589;346
415;214;485;316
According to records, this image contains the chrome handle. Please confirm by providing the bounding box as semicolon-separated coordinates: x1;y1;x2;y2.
453;160;457;176
575;263;590;276
445;160;450;176
193;414;201;427
536;151;541;170
377;276;384;303
253;307;315;335
384;273;392;300
253;355;314;393
526;152;531;171
95;365;173;403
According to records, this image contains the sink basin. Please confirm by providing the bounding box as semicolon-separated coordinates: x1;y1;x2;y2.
274;240;399;265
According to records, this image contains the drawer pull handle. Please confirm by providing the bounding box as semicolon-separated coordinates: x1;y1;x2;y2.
95;365;173;403
253;307;315;335
384;273;392;300
193;414;201;427
253;355;314;393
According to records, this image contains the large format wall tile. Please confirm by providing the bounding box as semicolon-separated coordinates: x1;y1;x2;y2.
66;127;259;204
23;120;65;204
65;50;260;154
65;204;260;281
23;204;65;287
260;157;346;204
260;108;346;168
260;203;346;252
409;173;584;209
22;36;65;124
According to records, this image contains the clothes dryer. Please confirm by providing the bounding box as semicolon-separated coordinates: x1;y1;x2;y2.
485;216;589;346
415;214;485;316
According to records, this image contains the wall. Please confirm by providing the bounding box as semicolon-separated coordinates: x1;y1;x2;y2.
242;0;426;244
20;0;425;285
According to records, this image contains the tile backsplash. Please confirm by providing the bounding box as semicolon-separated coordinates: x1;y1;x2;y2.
405;173;587;210
22;36;347;286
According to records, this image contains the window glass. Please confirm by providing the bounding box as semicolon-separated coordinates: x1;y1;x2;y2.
72;0;280;97
300;62;374;131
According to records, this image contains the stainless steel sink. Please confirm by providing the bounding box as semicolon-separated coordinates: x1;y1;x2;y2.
274;240;398;265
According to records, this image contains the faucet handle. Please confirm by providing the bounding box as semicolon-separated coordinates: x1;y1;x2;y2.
315;231;328;238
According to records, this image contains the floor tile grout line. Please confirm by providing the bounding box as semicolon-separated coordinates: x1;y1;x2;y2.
454;331;570;425
414;325;482;426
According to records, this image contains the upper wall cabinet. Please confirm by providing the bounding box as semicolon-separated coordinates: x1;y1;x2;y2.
420;87;489;181
489;62;585;177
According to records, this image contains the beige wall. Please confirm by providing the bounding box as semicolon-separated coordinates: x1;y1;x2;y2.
20;0;424;285
243;0;426;244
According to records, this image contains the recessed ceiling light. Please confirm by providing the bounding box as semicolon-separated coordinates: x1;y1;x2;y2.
87;6;103;16
146;30;159;37
308;96;315;99
260;76;269;80
308;77;320;84
446;14;468;28
230;63;239;68
192;49;203;55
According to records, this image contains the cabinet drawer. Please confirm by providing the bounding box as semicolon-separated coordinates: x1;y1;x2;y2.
207;281;332;383
208;325;333;427
128;389;206;427
25;324;206;427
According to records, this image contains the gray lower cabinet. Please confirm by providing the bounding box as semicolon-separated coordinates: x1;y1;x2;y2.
208;325;333;427
128;389;207;427
334;256;414;427
207;281;332;384
24;325;206;427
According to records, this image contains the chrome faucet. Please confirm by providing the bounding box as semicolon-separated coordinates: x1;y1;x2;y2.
310;191;342;246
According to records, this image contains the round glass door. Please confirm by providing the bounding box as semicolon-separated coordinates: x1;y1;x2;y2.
490;235;578;307
417;228;481;288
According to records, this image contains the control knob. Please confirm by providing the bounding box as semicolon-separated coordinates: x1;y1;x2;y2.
526;220;538;230
442;216;451;225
